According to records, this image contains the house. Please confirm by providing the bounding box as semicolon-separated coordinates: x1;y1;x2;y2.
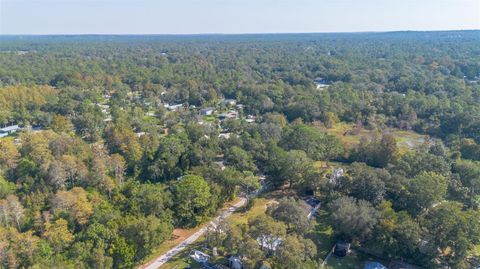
236;104;245;110
333;241;351;257
164;103;183;111
363;262;388;269
218;133;231;139
228;256;243;269
214;161;226;170
222;99;237;106
135;132;146;137
0;125;20;134
257;235;283;252
160;127;169;135
245;115;256;123
189;250;210;264
314;77;330;89
329;168;344;185
201;107;215;116
219;110;238;121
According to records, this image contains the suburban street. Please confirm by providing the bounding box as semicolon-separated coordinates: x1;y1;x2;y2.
141;197;247;269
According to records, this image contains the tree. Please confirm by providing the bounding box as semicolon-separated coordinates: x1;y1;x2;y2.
0;176;15;199
452;159;480;208
280;150;315;189
50;114;74;133
52;187;93;226
422;202;480;269
42;218;74;252
173;175;213;227
146;135;188;182
391;150;451;178
374;201;422;259
348;163;388;205
248;215;287;254
0;195;25;230
406;172;448;215
224;146;257;172
268;197;310;235
351;134;398;168
329;196;379;242
122;215;173;261
224;224;264;268
275;235;317;269
123;182;173;218
104;123;142;168
0;138;20;170
281;123;343;161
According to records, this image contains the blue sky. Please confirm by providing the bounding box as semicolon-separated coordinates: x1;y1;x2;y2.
1;0;479;34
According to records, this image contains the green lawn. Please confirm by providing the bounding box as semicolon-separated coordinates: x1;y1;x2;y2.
310;209;336;258
326;254;365;269
228;197;272;226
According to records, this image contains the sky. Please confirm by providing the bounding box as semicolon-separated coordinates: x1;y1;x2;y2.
1;0;479;35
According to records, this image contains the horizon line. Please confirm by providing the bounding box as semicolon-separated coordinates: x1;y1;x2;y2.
1;28;479;36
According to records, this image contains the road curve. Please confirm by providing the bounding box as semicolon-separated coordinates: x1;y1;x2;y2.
141;197;247;269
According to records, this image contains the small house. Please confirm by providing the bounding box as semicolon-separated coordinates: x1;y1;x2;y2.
333;241;351;257
218;133;231;139
164;103;183;111
236;104;245;110
222;99;237;106
0;125;20;134
314;77;330;89
201;107;215;116
257;235;283;252
329;168;344;185
228;256;243;269
189;250;210;264
160;127;169;135
135;132;146;137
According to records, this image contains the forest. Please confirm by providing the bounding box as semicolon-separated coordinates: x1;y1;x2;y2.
0;31;479;269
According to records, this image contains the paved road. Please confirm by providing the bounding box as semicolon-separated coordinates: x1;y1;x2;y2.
141;197;247;269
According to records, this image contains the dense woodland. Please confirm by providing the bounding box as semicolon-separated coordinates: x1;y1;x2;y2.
0;31;479;269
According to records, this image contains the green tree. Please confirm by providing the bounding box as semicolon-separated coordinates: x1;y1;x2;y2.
173;175;213;227
275;235;317;269
422;202;480;269
406;172;448;215
452;159;480;208
329;196;379;242
268;197;310;235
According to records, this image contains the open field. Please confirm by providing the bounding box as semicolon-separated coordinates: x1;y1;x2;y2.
327;122;428;153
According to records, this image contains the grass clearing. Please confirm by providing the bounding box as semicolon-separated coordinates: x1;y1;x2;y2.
310;209;335;258
228;197;272;226
326;122;427;153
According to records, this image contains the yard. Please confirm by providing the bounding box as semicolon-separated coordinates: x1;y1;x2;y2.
312;209;389;269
